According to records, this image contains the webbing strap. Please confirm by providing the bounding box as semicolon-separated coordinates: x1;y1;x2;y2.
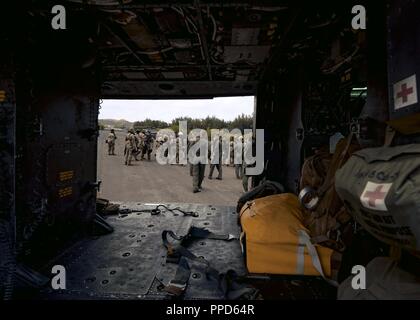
310;209;353;251
163;257;191;296
162;230;223;279
162;230;258;299
296;242;306;275
316;132;355;199
190;226;236;241
297;230;338;287
384;126;396;147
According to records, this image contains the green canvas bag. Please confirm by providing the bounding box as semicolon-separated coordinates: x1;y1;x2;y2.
338;257;420;300
335;144;420;252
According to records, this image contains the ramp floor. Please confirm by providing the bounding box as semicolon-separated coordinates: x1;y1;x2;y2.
39;202;245;299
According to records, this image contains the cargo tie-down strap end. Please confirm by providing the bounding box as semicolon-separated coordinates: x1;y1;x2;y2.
119;204;199;218
161;228;232;277
162;256;191;296
187;226;237;241
161;228;258;299
296;230;339;287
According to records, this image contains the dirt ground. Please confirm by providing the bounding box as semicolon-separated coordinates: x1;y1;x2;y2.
97;130;245;206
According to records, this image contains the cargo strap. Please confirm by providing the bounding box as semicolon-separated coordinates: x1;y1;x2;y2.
310;208;353;251
119;204;199;218
162;229;220;279
162;228;258;299
185;226;237;241
296;230;338;287
384;125;396;147
162;257;191;296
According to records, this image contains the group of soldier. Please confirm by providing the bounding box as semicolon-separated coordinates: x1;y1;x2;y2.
105;129;250;193
188;135;250;194
105;128;154;165
124;129;155;165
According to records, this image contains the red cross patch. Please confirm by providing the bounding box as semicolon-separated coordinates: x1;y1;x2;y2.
360;181;392;211
393;74;418;110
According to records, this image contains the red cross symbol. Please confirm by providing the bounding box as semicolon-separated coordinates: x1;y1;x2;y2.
364;185;387;208
396;83;414;103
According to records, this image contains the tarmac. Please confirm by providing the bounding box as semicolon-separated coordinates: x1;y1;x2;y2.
97;130;245;206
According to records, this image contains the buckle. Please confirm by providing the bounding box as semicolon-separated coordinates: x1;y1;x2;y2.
168;281;186;290
227;234;236;241
164;281;187;296
298;187;319;210
327;229;342;242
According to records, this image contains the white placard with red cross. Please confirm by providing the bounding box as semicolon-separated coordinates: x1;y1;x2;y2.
360;181;392;211
393;74;418;110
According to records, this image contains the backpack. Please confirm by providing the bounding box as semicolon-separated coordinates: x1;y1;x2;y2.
299;135;361;251
299;150;331;192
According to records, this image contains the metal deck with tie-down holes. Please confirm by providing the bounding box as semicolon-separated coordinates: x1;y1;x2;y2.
37;202;336;300
38;202;246;300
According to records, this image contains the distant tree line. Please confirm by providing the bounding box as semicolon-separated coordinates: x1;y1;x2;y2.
132;114;253;132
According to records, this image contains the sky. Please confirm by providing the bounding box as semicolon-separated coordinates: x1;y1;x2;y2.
98;96;255;122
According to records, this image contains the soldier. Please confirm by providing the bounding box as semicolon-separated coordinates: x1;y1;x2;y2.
242;163;250;192
124;129;136;165
159;136;169;159
140;130;150;160
241;137;254;192
234;136;243;179
143;130;154;161
138;129;146;159
106;129;117;155
208;136;223;180
133;130;141;161
187;139;194;176
190;135;206;193
176;132;188;166
154;137;163;159
174;135;179;165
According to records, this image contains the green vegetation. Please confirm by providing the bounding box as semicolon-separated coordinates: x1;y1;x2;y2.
99;114;253;132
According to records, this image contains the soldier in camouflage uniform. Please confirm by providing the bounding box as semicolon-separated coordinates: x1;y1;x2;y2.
141;130;154;161
124;129;136;165
133;130;141;161
241;137;254;192
190;135;206;193
234;137;243;179
229;139;235;167
177;132;186;166
106;129;117;155
188;139;194;176
208;136;223;180
138;130;146;159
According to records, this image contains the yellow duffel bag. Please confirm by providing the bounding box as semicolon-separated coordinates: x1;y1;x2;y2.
240;193;340;284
